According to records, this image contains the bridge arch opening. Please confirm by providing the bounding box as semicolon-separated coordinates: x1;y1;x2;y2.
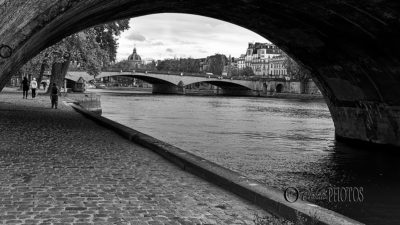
276;84;283;93
1;1;400;145
185;80;255;96
186;81;252;90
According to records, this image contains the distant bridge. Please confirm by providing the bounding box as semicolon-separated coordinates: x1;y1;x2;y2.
67;71;276;96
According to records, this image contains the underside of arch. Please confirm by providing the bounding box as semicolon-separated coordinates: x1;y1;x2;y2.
186;81;255;96
122;75;177;86
1;0;400;147
186;81;252;90
117;75;184;94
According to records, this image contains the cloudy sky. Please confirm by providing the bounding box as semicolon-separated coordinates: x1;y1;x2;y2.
116;13;270;61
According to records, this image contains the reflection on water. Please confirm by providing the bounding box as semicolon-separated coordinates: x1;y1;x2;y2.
94;90;400;225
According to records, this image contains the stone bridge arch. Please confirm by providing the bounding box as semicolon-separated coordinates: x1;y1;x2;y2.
99;74;186;95
1;1;400;146
107;74;257;95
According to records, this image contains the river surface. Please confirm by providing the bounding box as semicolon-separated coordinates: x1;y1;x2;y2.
91;89;400;225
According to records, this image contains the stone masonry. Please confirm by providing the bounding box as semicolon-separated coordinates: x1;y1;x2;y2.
2;1;400;147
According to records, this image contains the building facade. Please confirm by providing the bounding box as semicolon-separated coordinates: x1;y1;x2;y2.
127;47;144;69
245;42;282;61
268;55;288;78
236;42;285;77
231;42;321;95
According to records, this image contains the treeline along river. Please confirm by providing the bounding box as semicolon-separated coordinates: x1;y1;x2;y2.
91;89;400;225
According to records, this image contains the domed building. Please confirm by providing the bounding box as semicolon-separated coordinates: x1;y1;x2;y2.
127;47;143;69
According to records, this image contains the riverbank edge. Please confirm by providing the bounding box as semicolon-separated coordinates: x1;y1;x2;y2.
67;102;363;225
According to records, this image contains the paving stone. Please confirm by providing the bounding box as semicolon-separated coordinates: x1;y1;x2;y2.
0;91;272;224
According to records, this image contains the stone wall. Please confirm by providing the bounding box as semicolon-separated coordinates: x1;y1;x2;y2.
288;82;301;94
263;80;321;95
67;93;102;115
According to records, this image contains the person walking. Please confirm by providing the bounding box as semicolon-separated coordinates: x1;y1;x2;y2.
30;78;38;98
21;77;29;99
50;83;59;109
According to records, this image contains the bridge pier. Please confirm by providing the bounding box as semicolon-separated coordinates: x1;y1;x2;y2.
329;103;400;147
152;83;185;95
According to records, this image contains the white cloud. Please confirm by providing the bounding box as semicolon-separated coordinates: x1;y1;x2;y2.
151;41;164;46
117;13;270;61
126;32;146;42
198;49;208;53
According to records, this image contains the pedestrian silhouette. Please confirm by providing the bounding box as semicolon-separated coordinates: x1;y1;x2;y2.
21;77;29;99
30;78;37;98
50;83;59;109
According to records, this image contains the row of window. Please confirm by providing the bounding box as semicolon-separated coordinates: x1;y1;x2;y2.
272;70;286;75
271;63;284;68
250;65;287;74
238;63;285;69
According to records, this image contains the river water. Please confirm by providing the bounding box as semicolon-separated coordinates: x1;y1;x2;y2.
91;89;400;225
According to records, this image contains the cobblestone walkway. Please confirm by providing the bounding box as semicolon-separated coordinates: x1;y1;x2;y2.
0;91;268;225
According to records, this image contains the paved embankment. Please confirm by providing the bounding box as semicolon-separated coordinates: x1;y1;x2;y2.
0;91;270;225
70;93;363;225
